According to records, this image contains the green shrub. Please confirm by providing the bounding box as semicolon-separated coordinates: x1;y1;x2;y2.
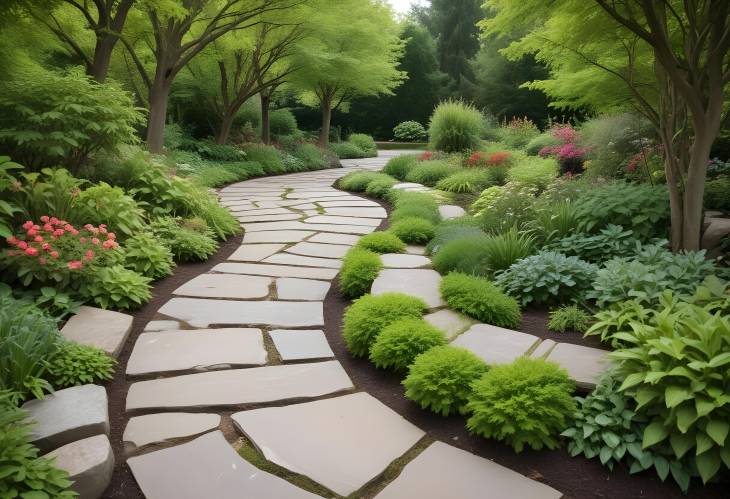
393;121;427;142
479;228;536;275
547;305;592;333
494;117;540;149
269;109;298;136
383;154;418;180
390;190;439;212
466;358;576;452
293;143;326;170
356;232;405;254
0;391;76;498
339;248;382;298
338;171;386;192
495;251;598;306
149;217;219;261
426;218;484;254
440;272;521;328
0;157;21;238
389;217;436;244
507;156;559;191
11;167;85;223
83;265;151;310
342;293;427;358
435;169;493;193
403;345;488;416
473;183;537;234
222;161;265;179
525;132;560;155
543;224;645;263
348;133;377;156
573;182;670;240
74;183;145;239
192;166;240;187
365;176;397;198
330;142;367;159
241;144;285;174
428;99;484;153
433;235;490;276
390;203;441;225
704;177;730;212
580;113;654;179
369;317;446;372
46;342;115;389
404;160;459;186
171;180;240;240
122;232;175;279
194;140;246;162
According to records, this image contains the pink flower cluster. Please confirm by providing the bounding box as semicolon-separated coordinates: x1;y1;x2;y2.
550;124;579;144
627;144;663;173
539;124;591;162
417;151;434;161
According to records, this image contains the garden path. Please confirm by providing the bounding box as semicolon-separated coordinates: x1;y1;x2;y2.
121;151;562;499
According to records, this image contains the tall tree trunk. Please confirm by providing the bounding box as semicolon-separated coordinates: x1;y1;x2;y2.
90;36;116;82
216;110;235;145
146;77;172;153
682;133;713;250
319;102;332;148
260;91;271;145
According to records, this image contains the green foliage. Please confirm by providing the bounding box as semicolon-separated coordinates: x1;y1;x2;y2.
495;251;597;306
389;217;436;244
339;171;392;192
382;154;418;180
573;182;670;240
506;156;559;191
473;183;537;234
329;142;368;159
368;317;446;372
75;183;145;239
547;305;592;333
241;144;285;174
0;391;76;498
348;133;377;155
390;189;440;212
292;143;327;170
544;224;646;263
580;114;654;179
364;175;397;198
193;140;246;162
704;177;730;212
46;342;115;389
403;345;488;416
149;217;219;262
356;232;405;254
0;69;143;170
426;218;484;255
404;160;459;186
390;202;441;225
525;132;560;155
13;168;86;223
83;265;152;311
342;293;427;358
0;156;22;238
435;169;493;193
524;200;580;244
467;357;576;452
440;272;521;328
428;99;484;153
191;166;240;187
494;118;540;149
269;109;298;136
122;232;175;279
393;121;427;142
339;248;383;298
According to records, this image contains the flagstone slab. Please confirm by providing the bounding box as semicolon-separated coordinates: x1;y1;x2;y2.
126;328;266;375
438;205;466;220
242;230;315;243
270;330;334;361
143;320;182;332
159;297;323;328
307;233;360;245
123;413;220;451
530;339;557;359
424;309;476;340
287;191;354;199
405;245;426;255
128;431;319;499
232;392;424;496
276;278;331;300
229;208;293;216
380;253;431;268
243;221;374;234
545;343;611;390
303;223;376;234
289;202;317;209
213;262;338;279
374;441;562;499
264;253;342;269
172;273;271;299
304;215;381;226
392;182;425;190
126;361;352;411
287;241;351;258
22;385;109;453
60;306;133;358
318;200;381;207
451;324;540;366
371;269;445;308
228;243;286;262
44;434;114;499
237;213;302;222
323;207;387;218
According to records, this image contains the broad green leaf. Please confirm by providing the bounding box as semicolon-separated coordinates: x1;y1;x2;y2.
705;420;729;446
696;449;722;483
669;431;694;459
664;385;693;408
642;421;669;448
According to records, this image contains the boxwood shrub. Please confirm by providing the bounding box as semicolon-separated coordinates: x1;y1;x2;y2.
368;317;446;372
440;272;521;328
389;217;436;244
339;248;382;298
356;232;405;254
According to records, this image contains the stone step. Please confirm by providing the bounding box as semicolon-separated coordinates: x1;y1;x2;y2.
275;278;330;300
450;324;541;366
380;253;431;268
270;330;335;361
544;342;611;390
60;306;133;358
213;262;338;280
438;205;466;220
172;273;271;299
242;230;315;243
286;241;352;258
423;309;476;340
263;252;342;269
43;434;114;499
123;413;220;453
227;243;286;262
371;268;445;308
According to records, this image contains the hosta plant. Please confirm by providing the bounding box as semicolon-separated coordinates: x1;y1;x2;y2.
544;224;648;264
82;265;151;310
122;232;175;279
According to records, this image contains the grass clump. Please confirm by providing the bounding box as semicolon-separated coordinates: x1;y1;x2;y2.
330;142;368;159
389;217;436;244
440;272;521;328
369;317;446;372
428;99;484;152
365;176;398;198
348;133;377;155
339;248;382;298
466;357;576;452
383;154;418;180
404;160;459;186
548;305;593;333
338;171;386;192
435;169;493;193
403;345;488;416
356;232;405;254
507;156;559;191
241;144;285;174
342;293;427;358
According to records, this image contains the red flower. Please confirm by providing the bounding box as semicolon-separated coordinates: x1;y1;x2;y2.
22;220;34;230
67;260;83;270
50;251;59;258
487;151;511;166
43;224;53;232
42;243;51;251
418;151;434;161
103;239;118;250
25;247;38;257
107;232;116;241
17;241;28;250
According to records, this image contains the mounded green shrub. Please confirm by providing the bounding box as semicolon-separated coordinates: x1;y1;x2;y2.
356;232;405;254
440;272;521;328
339;248;382;298
390;203;441;225
330;142;367;159
389;217;436;244
365;176;397;198
435;169;493;193
404;160;459;186
83;265;152;310
466;357;576;452
191;165;240;187
547;305;592;333
426;218;484;255
403;345;488;416
506;156;559;191
368;317;446;372
393;121;427;142
348;133;377;156
390;190;439;212
428;99;484;153
241;144;285;174
149;217;219;262
338;171;386;192
74;182;146;238
342;293;427;358
269;108;298;136
122;232;175;279
46;341;115;389
705;177;730;211
383;154;418;180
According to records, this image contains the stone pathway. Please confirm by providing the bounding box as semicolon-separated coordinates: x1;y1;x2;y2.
115;151;562;498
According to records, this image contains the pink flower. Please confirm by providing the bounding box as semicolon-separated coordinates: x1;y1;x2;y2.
6;236;18;245
551;124;579;144
91;238;100;245
34;235;44;243
84;224;94;231
42;243;51;251
63;224;73;232
25;247;38;257
85;249;95;261
53;229;64;237
22;220;34;230
50;217;59;225
79;237;86;243
107;232;116;240
102;239;118;249
43;224;53;232
50;251;59;258
17;241;28;250
40;215;49;223
39;257;47;265
67;260;83;270
69;229;79;236
27;228;38;237
98;226;107;234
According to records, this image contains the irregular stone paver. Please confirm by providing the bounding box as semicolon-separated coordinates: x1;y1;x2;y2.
232;392;424;496
158;298;323;328
243;221;374;234
44;434;114;499
451;324;541;365
123;413;220;451
375;441;561;499
126;328;267;375
22;384;109;453
424;309;476;340
318;200;381;207
304;215;381;226
276;278;330;300
228;243;286;262
545;343;612;390
380;253;431;268
172;273;271;299
213;262;338;280
371;268;445;308
143;320;181;332
307;232;359;245
264;252;342;269
405;245;426;255
323;207;387;218
128;431;319;499
229;207;293;216
60;306;132;358
438;204;466;220
126;361;352;411
238;213;302;222
392;182;424;190
287;241;351;258
242;230;315;243
270;330;334;361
